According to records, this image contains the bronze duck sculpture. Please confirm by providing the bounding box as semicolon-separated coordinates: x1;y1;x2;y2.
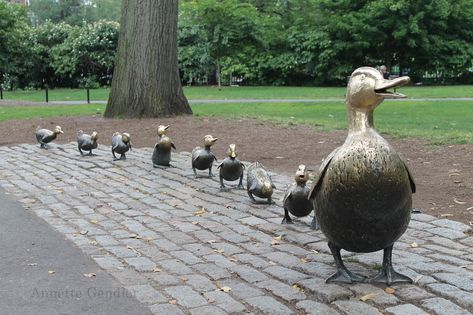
192;135;218;177
35;125;63;149
77;130;98;156
282;165;317;229
152;125;176;168
111;132;131;160
218;144;244;191
247;162;275;204
309;67;415;285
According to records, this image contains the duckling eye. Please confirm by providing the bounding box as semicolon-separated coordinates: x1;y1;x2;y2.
360;74;366;81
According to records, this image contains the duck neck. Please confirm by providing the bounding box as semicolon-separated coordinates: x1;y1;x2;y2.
204;145;212;151
348;107;374;133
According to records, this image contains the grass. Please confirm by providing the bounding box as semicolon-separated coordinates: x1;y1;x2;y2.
0;104;105;121
192;100;473;144
1;100;472;144
2;84;473;102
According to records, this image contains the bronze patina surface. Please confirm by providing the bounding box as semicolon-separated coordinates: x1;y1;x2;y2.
282;165;316;229
35;125;63;149
152;125;176;168
191;135;218;177
246;162;275;204
77;130;98;156
218;144;244;191
309;67;415;285
111;132;131;160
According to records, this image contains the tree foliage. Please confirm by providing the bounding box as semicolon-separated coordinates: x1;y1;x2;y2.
2;0;473;88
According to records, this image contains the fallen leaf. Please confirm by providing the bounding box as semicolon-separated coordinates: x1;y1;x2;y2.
90;220;98;224
144;237;154;242
224;204;231;208
440;213;453;217
169;299;177;305
79;230;88;235
292;284;303;292
191;221;198;225
300;258;308;263
88;240;98;245
269;261;277;265
453;198;467;205
181;277;188;282
229;257;238;262
271;239;280;246
273;235;283;240
84;273;96;278
410;242;418;248
193;207;206;216
207;240;216;244
360;292;379;301
219;286;232;292
215;249;225;254
48;270;55;275
207;298;216;303
467;206;473;211
129;234;142;239
153;267;162;273
72;234;79;237
27;263;38;266
385;287;395;294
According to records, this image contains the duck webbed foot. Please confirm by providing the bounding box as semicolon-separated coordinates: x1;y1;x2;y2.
369;246;412;285
281;209;293;224
310;215;320;230
327;241;365;284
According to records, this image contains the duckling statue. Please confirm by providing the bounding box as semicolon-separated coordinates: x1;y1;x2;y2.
152;125;176;168
192;135;218;177
77;130;98;156
35;125;63;149
111;132;131;160
282;165;317;229
246;162;275;204
309;67;415;285
218;144;244;191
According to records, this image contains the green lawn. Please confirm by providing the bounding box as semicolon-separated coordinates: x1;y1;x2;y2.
1;100;472;144
2;85;473;102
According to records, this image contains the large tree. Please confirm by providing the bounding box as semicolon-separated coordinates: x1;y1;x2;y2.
105;0;191;118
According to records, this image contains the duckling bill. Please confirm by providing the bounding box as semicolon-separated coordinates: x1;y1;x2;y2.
247;162;275;204
192;135;218;177
35;125;63;149
309;67;414;285
282;165;316;229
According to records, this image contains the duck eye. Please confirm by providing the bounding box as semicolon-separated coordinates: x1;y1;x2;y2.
360;74;366;81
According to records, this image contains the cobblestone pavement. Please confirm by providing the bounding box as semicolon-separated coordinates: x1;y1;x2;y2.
1;143;472;315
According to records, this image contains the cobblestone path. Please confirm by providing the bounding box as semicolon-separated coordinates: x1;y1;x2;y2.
1;143;472;315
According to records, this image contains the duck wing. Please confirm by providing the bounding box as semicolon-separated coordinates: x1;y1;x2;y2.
283;184;295;203
309;147;340;200
403;161;416;193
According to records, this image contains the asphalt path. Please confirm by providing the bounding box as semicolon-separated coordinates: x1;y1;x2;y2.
0;189;150;315
1;97;473;107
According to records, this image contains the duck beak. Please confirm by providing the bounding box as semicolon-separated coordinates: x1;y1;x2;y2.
212;138;218;143
230;152;236;158
375;76;410;99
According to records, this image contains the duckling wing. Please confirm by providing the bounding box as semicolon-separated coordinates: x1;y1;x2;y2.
308;147;340;200
403;161;416;193
111;136;121;150
283;184;295;203
171;142;176;150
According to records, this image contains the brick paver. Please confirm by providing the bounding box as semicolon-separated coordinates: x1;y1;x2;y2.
1;143;472;314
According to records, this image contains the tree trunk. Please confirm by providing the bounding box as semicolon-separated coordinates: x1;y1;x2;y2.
105;0;192;118
216;59;221;90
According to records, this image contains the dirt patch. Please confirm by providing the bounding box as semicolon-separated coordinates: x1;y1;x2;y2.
1;114;472;226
